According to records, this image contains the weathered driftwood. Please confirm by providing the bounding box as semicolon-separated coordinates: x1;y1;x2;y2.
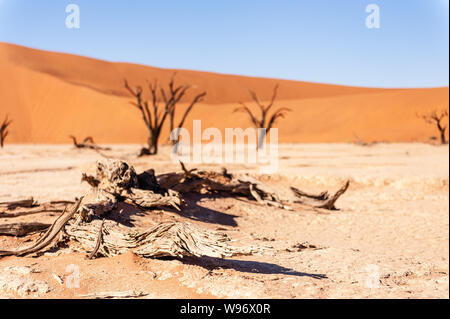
0;160;256;260
78;160;183;222
64;219;255;259
0;198;37;210
0;200;67;218
78;290;147;299
0;199;82;257
291;180;350;210
0;222;50;237
158;162;291;209
0;159;348;260
158;162;349;211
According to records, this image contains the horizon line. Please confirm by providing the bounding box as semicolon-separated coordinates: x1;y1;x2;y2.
2;41;449;91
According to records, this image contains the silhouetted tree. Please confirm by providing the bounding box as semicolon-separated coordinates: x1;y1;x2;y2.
418;109;449;144
234;84;291;149
0;115;12;148
124;73;206;156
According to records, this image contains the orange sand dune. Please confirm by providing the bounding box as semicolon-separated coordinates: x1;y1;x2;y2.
0;42;448;144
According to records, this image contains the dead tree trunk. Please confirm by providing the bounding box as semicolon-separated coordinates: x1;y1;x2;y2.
418;109;449;144
234;84;291;149
0;115;12;148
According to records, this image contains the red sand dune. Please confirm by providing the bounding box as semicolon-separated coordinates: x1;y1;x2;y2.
0;42;448;144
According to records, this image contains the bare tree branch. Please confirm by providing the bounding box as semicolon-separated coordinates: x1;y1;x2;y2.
233;84;290;148
418;109;449;144
125;73;207;155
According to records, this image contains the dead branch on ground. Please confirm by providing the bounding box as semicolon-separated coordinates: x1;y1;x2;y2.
0;160;255;259
291;180;350;210
0;222;51;237
353;133;378;147
158;162;350;211
69;136;111;151
0;199;68;218
0;160;349;260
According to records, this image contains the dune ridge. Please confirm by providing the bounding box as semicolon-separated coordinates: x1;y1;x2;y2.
0;42;448;144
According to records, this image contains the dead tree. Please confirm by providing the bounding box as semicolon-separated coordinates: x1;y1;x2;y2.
418;109;449;144
166;73;206;145
234;84;291;149
0;115;12;148
124;73;206;156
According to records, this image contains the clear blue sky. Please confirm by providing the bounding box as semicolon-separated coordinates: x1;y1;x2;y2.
0;0;448;88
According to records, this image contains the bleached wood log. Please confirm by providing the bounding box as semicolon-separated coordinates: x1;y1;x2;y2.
0;222;50;237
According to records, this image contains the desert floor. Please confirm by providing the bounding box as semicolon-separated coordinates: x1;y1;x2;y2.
0;143;448;298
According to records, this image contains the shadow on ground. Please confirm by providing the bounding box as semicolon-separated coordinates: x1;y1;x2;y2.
182;256;328;279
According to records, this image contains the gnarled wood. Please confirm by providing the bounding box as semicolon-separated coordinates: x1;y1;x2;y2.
1;160;256;260
291;180;350;210
0;160;348;261
78;160;183;221
65;219;257;259
0;198;36;210
0;200;67;218
0;222;50;237
158;162;348;211
0;198;82;257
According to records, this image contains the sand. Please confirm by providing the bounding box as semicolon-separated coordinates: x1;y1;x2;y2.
0;42;448;144
0;143;448;298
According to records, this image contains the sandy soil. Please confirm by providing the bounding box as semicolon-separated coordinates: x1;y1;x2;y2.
0;143;448;299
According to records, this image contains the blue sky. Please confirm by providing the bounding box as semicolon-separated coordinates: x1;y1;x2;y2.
0;0;448;88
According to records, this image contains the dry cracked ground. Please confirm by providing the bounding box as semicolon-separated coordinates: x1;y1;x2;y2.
0;144;448;298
